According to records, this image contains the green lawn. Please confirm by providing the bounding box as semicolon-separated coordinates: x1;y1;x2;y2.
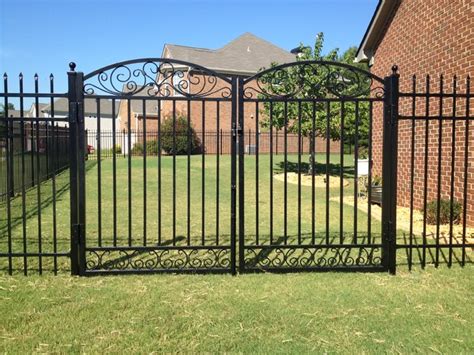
0;154;473;353
1;153;386;273
1;152;472;273
0;267;473;353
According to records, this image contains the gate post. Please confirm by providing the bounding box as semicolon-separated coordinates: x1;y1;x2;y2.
237;76;245;273
68;62;86;275
382;65;399;275
230;76;238;275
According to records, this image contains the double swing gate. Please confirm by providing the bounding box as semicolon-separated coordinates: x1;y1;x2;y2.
1;58;402;275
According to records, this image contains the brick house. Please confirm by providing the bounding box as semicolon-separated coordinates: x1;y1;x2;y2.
356;0;474;224
118;33;340;154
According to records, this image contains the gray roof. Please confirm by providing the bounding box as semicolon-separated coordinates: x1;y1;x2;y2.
4;110;22;118
163;32;295;75
42;98;119;117
29;103;49;114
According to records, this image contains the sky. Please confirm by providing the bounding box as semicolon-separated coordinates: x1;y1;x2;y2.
0;0;378;92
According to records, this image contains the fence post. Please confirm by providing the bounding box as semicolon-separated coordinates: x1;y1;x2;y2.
381;65;399;275
237;76;245;273
68;62;86;276
230;77;238;275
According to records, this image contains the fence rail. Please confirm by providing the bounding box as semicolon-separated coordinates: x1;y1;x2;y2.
84;129;342;158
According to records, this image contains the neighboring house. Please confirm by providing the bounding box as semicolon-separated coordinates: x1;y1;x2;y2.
27;103;49;118
118;32;340;154
41;98;119;148
356;0;473;224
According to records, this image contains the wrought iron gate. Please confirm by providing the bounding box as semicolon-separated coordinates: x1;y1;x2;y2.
1;58;401;275
71;59;238;275
237;62;397;273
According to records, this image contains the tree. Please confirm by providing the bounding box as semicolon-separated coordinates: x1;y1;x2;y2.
0;103;15;137
0;103;15;117
258;33;373;172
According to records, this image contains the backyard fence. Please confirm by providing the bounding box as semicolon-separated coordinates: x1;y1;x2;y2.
85;129;341;158
0;59;472;276
0;123;70;201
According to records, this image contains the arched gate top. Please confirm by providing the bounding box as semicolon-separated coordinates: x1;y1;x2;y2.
242;60;385;100
82;58;233;98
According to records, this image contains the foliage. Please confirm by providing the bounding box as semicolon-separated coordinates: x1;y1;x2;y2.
131;142;144;155
0;103;15;117
113;144;122;154
425;199;462;225
160;115;201;155
259;33;372;150
0;104;15;135
372;175;382;186
131;140;160;155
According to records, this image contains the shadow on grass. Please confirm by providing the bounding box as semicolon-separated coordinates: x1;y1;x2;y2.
99;236;196;270
398;232;473;268
0;160;97;236
243;233;379;268
275;161;355;178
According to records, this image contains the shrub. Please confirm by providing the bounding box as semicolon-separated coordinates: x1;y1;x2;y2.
131;140;159;155
131;142;143;155
160;115;201;155
145;140;159;155
425;199;462;225
113;144;122;154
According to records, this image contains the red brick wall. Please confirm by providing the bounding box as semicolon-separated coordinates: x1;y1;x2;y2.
117;75;341;155
369;0;474;224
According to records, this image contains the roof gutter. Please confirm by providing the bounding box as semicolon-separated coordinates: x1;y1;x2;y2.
355;0;400;64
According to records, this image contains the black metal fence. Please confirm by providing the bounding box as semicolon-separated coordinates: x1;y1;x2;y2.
0;123;70;201
395;75;474;269
0;59;472;276
0;72;71;275
84;129;340;158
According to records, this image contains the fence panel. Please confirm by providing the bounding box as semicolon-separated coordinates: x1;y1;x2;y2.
396;75;474;269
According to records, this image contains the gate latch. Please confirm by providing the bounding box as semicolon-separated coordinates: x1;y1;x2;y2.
232;125;243;137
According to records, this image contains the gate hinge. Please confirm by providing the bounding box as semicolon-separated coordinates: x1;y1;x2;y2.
69;102;84;124
73;223;85;245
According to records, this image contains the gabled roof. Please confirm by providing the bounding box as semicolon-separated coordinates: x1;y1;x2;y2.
355;0;400;63
163;32;295;75
27;103;49;115
42;98;119;118
4;110;22;118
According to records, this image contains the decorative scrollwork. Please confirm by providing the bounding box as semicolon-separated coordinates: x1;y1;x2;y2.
243;246;382;269
85;247;231;272
83;58;232;99
243;60;385;100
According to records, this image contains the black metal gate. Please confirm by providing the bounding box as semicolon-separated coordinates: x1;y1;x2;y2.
69;58;398;275
1;59;403;275
237;61;397;273
70;59;238;275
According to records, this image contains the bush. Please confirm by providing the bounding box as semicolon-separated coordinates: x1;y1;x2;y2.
131;140;159;155
161;115;201;155
145;140;159;155
113;144;121;154
425;199;462;225
131;142;144;155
